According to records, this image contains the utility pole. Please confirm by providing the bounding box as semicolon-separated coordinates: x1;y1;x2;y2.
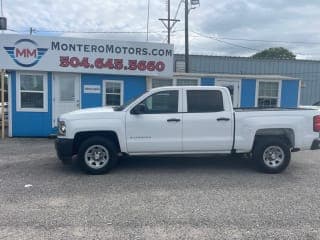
185;0;189;73
29;27;36;35
159;0;180;44
146;0;150;41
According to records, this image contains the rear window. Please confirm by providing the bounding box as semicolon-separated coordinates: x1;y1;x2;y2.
187;90;224;113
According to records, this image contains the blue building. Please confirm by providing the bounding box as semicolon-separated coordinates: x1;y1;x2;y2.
174;54;318;105
0;35;301;137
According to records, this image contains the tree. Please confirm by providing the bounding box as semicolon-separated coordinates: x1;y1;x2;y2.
251;47;296;60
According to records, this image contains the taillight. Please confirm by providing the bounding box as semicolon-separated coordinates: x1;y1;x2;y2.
314;115;320;132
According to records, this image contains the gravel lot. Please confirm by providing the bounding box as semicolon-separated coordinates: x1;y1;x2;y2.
0;138;320;239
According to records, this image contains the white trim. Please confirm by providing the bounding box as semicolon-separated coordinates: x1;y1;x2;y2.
146;76;152;90
79;74;82;109
8;73;12;137
173;72;297;80
16;71;48;112
102;80;124;106
255;79;282;107
297;80;301;106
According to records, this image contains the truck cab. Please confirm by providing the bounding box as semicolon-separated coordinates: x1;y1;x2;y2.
55;86;320;174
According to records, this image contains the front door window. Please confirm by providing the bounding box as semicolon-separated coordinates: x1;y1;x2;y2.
140;90;178;114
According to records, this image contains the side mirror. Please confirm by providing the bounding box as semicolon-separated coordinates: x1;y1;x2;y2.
131;103;147;115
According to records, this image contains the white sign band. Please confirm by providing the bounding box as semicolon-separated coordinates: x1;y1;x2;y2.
0;35;174;77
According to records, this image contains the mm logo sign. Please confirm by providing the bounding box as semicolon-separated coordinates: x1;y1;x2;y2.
4;39;48;67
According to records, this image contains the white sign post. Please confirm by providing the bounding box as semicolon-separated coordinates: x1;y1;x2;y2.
0;34;174;77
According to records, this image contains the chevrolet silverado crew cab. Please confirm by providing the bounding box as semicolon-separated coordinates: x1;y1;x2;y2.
55;86;320;174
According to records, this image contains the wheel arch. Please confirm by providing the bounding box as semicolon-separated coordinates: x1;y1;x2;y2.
73;131;121;154
253;128;295;151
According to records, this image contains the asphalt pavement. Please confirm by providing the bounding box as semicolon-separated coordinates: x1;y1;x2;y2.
0;138;320;239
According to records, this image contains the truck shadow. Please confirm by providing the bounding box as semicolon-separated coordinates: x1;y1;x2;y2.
115;155;256;173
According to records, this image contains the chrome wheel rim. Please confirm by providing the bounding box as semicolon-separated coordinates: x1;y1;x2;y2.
263;146;285;168
84;145;109;169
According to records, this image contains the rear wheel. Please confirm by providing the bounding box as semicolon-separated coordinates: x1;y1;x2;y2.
78;137;118;174
253;138;291;173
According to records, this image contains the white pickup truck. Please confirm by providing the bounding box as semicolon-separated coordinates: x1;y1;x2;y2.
55;86;320;174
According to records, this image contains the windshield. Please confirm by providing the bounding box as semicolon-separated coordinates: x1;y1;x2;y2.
113;91;147;111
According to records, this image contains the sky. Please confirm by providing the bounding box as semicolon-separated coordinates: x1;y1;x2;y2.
3;0;320;60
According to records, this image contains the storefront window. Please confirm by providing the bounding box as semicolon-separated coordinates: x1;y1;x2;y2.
257;81;280;108
104;81;123;106
17;73;47;111
151;78;200;89
176;79;199;86
152;79;173;88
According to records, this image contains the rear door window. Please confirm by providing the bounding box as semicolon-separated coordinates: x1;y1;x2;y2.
187;90;224;113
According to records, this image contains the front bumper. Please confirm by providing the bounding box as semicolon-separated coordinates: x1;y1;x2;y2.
55;138;74;161
311;139;320;150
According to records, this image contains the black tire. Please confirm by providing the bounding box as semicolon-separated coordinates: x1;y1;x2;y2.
253;137;291;174
60;158;73;165
78;136;119;174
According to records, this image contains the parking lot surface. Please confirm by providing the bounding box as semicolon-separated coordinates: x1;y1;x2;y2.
0;138;320;239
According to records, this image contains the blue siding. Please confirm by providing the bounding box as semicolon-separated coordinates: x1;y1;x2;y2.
11;71;54;137
81;74;146;108
281;80;299;108
241;79;256;107
175;54;316;105
201;77;215;86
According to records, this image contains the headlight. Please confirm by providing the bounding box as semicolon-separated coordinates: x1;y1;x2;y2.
58;120;66;136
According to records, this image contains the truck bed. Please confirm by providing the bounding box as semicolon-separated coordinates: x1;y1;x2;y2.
233;107;319;152
234;107;316;112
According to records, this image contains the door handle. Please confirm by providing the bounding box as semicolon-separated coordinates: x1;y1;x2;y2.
167;118;181;122
217;117;230;121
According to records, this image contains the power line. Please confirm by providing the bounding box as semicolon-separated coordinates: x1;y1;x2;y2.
191;31;320;56
10;28;165;34
191;31;261;51
188;30;320;45
215;36;320;45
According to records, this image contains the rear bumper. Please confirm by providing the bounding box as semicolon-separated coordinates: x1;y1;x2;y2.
55;138;74;161
311;138;320;150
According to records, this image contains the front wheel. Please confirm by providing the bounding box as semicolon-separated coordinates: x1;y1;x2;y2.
78;137;118;174
253;138;291;174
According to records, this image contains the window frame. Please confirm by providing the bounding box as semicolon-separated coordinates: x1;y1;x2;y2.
255;80;282;108
133;90;180;114
16;72;48;112
131;90;182;115
186;89;225;113
102;80;124;107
